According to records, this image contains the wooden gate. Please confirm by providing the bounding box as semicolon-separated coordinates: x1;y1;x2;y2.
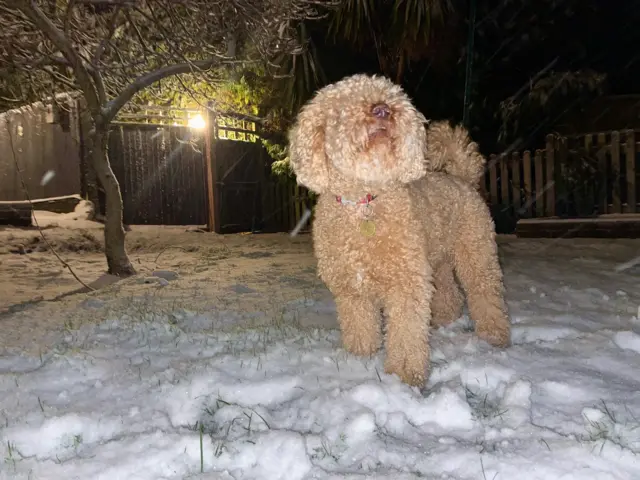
206;113;313;234
212;138;269;233
106;107;311;232
108;123;208;225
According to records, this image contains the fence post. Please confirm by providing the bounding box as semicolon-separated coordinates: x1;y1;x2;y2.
610;131;622;213
511;151;521;214
479;166;488;201
292;183;298;228
583;133;594;214
596;132;607;214
499;154;509;208
488;154;498;207
556;135;568;216
69;97;83;197
204;107;219;233
274;181;281;230
626;130;636;213
534;149;544;217
545;134;556;217
522;150;532;217
289;179;296;229
4;111;21;200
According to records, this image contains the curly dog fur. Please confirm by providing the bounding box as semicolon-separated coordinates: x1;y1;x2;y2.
425;119;487;328
288;74;510;387
426;119;486;185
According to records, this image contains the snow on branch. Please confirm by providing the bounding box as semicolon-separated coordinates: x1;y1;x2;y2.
0;0;338;115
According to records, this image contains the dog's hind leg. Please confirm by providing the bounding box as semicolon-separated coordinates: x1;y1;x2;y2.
452;200;511;347
430;262;464;328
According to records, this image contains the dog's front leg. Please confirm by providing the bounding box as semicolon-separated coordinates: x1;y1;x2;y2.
335;295;382;357
383;278;434;387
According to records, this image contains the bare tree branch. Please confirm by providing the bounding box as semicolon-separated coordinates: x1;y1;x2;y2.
7;0;101;114
102;58;226;122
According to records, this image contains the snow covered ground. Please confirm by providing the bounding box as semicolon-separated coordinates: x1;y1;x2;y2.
1;229;639;479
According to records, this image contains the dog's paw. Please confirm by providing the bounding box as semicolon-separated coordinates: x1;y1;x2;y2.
385;363;426;388
476;320;511;348
342;334;380;357
384;356;427;388
431;314;459;328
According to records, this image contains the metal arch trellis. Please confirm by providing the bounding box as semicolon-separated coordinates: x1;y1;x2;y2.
114;105;202;125
215;115;259;143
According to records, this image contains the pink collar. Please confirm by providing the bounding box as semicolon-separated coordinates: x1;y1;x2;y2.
335;193;377;206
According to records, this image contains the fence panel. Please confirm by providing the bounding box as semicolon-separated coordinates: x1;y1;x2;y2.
7;98;636;234
483;129;640;224
625;130;637;212
0;100;81;201
108;124;208;225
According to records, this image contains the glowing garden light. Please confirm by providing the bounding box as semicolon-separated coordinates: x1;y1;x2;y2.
187;114;206;129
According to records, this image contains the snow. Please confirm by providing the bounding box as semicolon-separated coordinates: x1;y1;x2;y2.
613;331;640;353
1;233;640;479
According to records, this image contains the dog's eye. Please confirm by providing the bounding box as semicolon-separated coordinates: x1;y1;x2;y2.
371;103;391;119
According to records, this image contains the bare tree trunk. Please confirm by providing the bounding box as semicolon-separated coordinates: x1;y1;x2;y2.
90;127;135;276
78;102;101;219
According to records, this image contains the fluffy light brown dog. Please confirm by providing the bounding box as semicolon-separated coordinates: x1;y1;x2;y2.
288;74;510;387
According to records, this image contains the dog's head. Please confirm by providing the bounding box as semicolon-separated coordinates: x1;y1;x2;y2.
288;74;428;194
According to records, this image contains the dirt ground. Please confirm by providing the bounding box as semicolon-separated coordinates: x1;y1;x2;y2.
0;207;330;354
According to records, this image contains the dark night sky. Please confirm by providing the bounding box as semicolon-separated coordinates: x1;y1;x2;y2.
304;0;640;154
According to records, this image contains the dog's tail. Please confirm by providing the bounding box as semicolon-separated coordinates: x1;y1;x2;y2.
426;120;486;187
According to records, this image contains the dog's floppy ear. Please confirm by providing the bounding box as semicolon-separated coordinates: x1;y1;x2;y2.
287;96;330;194
396;107;429;184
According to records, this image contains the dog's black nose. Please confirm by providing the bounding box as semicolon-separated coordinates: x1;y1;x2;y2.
371;103;391;119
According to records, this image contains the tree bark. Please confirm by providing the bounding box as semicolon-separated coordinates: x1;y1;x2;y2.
90;127;135;276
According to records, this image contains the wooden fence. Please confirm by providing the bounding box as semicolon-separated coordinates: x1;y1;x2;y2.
0;97;311;233
201;110;315;234
263;180;313;233
4;94;637;234
277;129;640;236
0;96;82;201
108;124;209;226
482;130;638;220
